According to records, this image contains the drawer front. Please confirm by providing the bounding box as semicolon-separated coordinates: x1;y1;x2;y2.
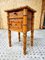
9;11;23;18
9;19;23;32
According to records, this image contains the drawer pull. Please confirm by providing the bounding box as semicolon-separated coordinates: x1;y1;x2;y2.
15;24;17;26
14;12;17;15
9;24;11;25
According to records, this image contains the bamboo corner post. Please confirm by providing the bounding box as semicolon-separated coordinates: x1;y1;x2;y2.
7;13;11;47
23;9;27;55
31;13;34;46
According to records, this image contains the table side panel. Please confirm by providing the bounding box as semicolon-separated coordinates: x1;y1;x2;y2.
27;11;32;31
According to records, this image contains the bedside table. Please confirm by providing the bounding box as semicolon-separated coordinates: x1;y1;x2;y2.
5;6;36;55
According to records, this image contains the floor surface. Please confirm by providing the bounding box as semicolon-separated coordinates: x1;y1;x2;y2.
0;29;45;60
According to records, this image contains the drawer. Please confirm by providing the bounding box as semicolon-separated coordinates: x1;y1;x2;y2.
9;11;23;18
9;19;23;32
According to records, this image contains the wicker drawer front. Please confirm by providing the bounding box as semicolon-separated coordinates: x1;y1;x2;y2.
9;11;23;18
9;19;22;32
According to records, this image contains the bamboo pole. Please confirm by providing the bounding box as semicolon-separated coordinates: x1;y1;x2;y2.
18;32;20;42
23;9;27;55
31;13;34;46
7;13;11;47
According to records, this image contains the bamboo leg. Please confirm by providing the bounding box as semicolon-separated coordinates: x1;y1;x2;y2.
31;30;34;46
23;33;27;55
31;14;34;46
8;30;11;47
23;9;27;55
18;32;20;42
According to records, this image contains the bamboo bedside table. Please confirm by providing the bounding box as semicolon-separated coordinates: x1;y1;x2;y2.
5;6;36;55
